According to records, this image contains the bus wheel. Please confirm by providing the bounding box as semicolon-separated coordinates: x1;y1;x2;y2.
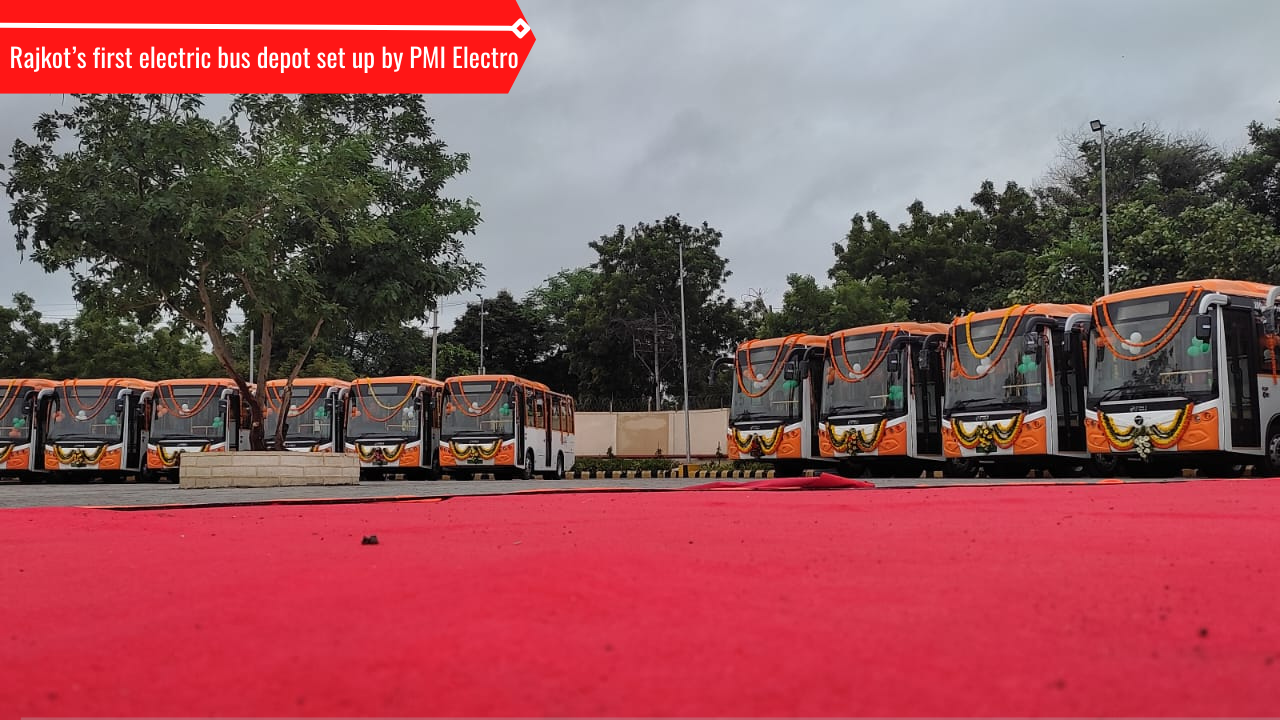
943;458;978;478
1087;453;1121;478
552;452;565;480
522;451;536;480
1263;423;1280;477
1197;456;1246;479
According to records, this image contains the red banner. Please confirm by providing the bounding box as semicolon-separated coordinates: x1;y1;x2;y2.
0;0;535;92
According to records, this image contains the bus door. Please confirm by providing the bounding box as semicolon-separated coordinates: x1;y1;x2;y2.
913;338;945;455
539;394;551;464
1223;308;1261;446
1054;327;1086;452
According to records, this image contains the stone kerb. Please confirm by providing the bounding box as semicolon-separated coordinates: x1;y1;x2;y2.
179;451;360;489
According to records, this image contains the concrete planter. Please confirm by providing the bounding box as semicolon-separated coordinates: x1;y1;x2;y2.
179;451;359;489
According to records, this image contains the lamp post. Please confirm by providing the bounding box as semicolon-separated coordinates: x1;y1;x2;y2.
1091;119;1110;295
476;294;486;375
678;240;692;465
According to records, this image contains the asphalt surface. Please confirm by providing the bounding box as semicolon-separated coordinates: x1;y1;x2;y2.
0;474;1193;509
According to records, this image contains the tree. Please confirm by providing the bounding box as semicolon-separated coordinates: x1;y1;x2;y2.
444;290;546;378
567;216;745;407
1222;117;1280;232
5;94;481;449
0;293;60;377
522;267;598;394
831;182;1048;323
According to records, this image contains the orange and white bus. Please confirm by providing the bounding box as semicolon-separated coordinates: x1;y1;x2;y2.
439;374;576;479
263;377;350;452
147;378;242;479
942;303;1093;478
44;378;156;478
0;378;57;480
711;334;830;476
344;375;445;479
819;322;950;477
1084;279;1280;477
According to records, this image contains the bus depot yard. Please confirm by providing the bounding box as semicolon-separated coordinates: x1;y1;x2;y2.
4;278;1280;489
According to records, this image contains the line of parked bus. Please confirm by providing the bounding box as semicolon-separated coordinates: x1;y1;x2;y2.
0;374;576;482
712;279;1280;479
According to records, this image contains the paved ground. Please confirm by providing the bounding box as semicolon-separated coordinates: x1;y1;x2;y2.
0;474;1192;509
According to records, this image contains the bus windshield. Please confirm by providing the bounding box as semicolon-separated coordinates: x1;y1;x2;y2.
823;334;905;419
730;346;804;424
153;385;226;441
348;382;421;440
49;385;124;442
268;386;333;441
1;384;32;442
442;381;515;438
946;316;1046;413
1089;295;1216;403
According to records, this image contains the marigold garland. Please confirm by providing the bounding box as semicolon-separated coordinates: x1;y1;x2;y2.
1094;287;1201;362
356;442;405;463
355;379;419;422
951;413;1024;453
731;426;783;455
159;383;218;419
446;379;511;417
826;419;886;454
450;439;503;461
1098;405;1192;454
0;381;20;421
265;384;324;417
61;379;119;417
828;327;896;383
950;306;1035;380
736;334;805;398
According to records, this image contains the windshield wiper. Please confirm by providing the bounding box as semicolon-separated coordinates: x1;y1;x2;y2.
826;405;869;415
948;397;1000;411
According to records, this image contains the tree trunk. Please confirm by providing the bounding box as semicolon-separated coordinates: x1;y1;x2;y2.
271;317;327;451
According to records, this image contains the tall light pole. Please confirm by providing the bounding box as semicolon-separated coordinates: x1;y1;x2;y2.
476;294;486;375
429;306;439;380
1091;119;1110;295
678;239;692;465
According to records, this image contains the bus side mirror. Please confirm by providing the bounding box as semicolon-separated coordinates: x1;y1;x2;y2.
917;350;931;371
1194;314;1213;341
1264;308;1278;335
114;399;125;414
783;365;797;381
218;400;228;415
1025;331;1042;353
886;352;901;374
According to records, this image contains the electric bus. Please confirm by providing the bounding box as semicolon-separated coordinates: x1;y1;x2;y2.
438;374;576;479
1083;279;1280;477
819;322;950;477
710;334;829;476
942;303;1093;478
344;375;445;479
263;377;350;452
44;378;156;479
0;378;57;481
147;378;242;480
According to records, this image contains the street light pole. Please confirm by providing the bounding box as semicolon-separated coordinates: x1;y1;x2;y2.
678;239;692;465
1091;119;1110;295
476;294;486;375
430;307;439;379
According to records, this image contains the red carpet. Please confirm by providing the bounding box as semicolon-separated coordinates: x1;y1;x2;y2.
2;480;1278;717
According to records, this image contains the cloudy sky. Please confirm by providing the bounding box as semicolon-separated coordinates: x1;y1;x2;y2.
3;0;1279;330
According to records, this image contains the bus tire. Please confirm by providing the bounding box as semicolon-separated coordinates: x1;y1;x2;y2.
552;452;565;480
522;450;536;480
1261;420;1280;477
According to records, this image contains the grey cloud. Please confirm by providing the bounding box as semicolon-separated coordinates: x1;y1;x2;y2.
3;0;1279;330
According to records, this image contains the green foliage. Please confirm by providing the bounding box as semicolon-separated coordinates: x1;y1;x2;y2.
751;274;911;337
434;341;480;379
444;289;546;378
570;456;678;473
0;294;223;379
565;215;746;407
5;94;482;448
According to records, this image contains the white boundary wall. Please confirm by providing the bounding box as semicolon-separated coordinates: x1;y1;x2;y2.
576;409;729;458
